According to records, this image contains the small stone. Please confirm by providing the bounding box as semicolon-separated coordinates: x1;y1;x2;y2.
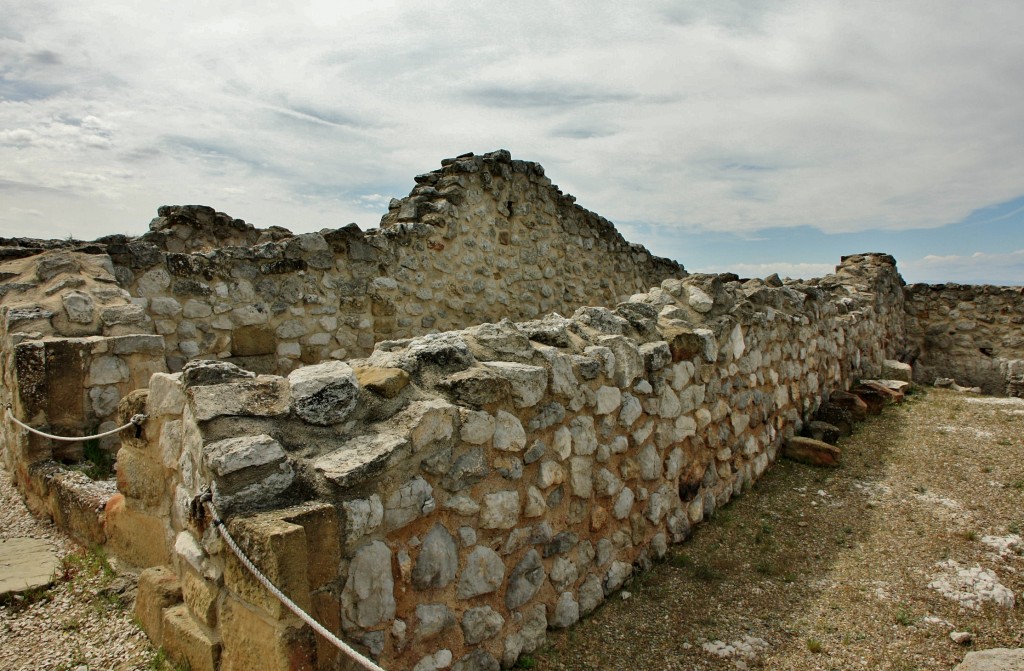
461;606;504;644
458;546;505;599
950;631;972;645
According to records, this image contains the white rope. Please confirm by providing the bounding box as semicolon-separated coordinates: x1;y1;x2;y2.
204;497;387;671
5;408;146;442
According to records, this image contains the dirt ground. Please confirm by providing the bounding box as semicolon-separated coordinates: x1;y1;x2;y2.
534;388;1024;670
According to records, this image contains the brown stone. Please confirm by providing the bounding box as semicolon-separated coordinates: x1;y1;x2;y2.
280;503;341;590
851;383;894;412
782;437;841;467
354;365;410;399
162;604;221;671
115;446;165;506
953;648;1024;671
219;593;316;671
232;325;276;357
182;565;220;627
135;566;182;646
103;493;170;568
829;390;868;421
224;514;311;620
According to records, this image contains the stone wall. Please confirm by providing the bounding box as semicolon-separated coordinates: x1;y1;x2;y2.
126;253;905;671
904;283;1024;396
109;149;682;376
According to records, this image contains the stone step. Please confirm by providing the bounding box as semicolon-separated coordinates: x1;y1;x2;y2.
0;537;61;598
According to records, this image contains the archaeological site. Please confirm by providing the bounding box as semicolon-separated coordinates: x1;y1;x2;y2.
1;150;1022;671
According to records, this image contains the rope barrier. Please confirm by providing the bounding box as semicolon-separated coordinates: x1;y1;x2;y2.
203;494;387;671
5;408;146;442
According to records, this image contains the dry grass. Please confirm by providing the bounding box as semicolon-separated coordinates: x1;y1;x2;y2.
533;388;1024;670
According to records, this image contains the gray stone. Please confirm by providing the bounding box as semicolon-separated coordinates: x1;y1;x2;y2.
502;604;548;667
604;560;632;594
452;649;500;671
149;297;182;317
181;359;255;387
203;433;293;508
637;444;662;480
100;304;147;326
441;448;489;491
459;409;495;444
505;549;545;609
88;385;120;418
188;376;291;421
569;416;597;456
288;361;359;426
443;494;480;516
594;386;622;415
61;291;94;323
953;649;1024;671
412;523;458;590
480;490;520;529
460;605;504;644
550;591;580;628
413;650;454;671
341;495;383;546
619;393;642;427
549;556;578;591
569;457;593;498
385;477;435;530
686;285;714;312
480;361;548;408
88;356;129;385
493;410;526;451
415;603;455;641
314;434;409;490
579;574;605;615
458;546;505;599
341;541;396;629
182;299;213;318
0;538;60;598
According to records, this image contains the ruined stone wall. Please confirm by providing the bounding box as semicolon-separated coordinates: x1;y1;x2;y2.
111;150;682;376
125;253;905;671
904;283;1024;396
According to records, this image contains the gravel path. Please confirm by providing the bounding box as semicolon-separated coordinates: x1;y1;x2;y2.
535;388;1024;670
0;470;156;671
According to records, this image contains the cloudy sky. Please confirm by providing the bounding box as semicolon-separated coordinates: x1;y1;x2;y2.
2;1;1023;284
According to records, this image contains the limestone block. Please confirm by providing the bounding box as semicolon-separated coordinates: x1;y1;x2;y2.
149;296;182;316
341;495;383;550
288;361;359;427
686;285;714;312
441;448;489;491
461;605;504;644
203;434;293;510
116;446;166;506
225;515;311;620
479;361;548;407
135;566;182;647
613;487;635;520
882;359;913;383
594;386;622;415
385;476;435;530
537;460;565;488
569;416;597;456
402;398;458;452
219;594;316;671
782;437;841;467
596;335;644;387
415;603;456;641
111;334;166;354
505;549;545;609
89;385;120;418
162;604;221;671
187;376;291;421
230;325;274;356
182;565;220;627
459;409;495;444
457;546;505;599
341;540;396;630
354;365;410;398
314;433;409;492
62;290;95;323
552;426;572;460
88;356;129;385
480;490;520;529
524;486;547;517
412;523;458;590
550;591;580;629
619;393;642;427
444;494;481;516
104;494;170;568
492;410;527;452
439;366;512;406
578;574;605;616
604;560;632;595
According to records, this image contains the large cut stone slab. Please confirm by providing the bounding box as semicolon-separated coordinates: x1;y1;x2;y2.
953;649;1024;671
314;433;409;491
0;537;60;598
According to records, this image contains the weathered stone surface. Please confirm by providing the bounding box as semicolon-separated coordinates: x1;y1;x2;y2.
0;537;61;598
578;574;604;615
952;649;1024;671
415;603;456;641
219;593;315;671
341;540;396;629
550;591;580;628
314;433;408;491
452;649;500;671
604;560;632;594
203;434;293;508
480;361;547;407
460;409;495;445
354;365;410;398
61;290;95;323
882;359;913;383
288;361;359;426
135;566;182;647
412;523;458;590
783;436;841;467
806;420;841;445
188;376;290;421
385;476;435;530
460;605;504;644
458;546;505;599
505;549;545;609
493;410;527;451
162;604;221;671
441;448;489;491
480;490;520;529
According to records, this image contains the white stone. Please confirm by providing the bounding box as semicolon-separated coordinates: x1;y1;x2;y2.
594;386;622;415
538;461;565;488
619;393;642;427
385;477;435;530
480;362;548;408
88;356;128;385
480;491;520;529
569;457;593;498
686;286;714;313
342;541;396;629
552;426;572;460
493;410;526;451
460;409;495;445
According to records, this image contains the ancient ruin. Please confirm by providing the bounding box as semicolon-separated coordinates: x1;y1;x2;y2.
1;150;1021;671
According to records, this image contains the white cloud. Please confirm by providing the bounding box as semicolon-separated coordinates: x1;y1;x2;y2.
901;250;1024;286
0;0;1022;249
689;261;836;281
